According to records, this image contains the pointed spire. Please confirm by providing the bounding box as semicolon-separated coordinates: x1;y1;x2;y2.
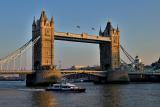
51;16;54;23
106;20;113;30
50;16;54;27
32;16;36;26
99;26;102;35
158;57;160;63
117;24;119;32
103;20;113;36
42;8;45;15
40;12;44;21
42;8;45;12
40;9;48;21
100;26;102;32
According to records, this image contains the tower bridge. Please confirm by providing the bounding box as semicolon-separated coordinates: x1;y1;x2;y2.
0;10;131;86
32;10;120;72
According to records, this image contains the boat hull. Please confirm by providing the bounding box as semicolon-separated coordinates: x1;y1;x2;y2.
46;88;86;92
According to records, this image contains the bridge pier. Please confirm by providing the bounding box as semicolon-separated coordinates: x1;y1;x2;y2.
26;70;61;86
106;70;129;83
93;70;129;84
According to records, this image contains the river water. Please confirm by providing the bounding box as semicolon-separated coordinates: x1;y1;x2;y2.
0;81;160;107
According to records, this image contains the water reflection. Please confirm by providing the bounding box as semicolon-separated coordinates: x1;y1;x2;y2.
101;84;123;107
31;91;57;107
1;81;160;107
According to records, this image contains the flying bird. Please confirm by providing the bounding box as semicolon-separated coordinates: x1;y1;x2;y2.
76;25;80;28
91;27;95;30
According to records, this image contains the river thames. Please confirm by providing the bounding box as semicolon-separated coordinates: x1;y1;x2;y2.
0;81;160;107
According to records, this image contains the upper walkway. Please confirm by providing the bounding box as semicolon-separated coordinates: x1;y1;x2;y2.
54;32;111;44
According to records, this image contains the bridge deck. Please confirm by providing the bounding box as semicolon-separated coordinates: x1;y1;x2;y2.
0;70;106;76
0;70;34;74
1;69;160;76
54;32;111;44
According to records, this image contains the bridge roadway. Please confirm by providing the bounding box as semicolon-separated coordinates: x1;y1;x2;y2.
0;70;33;74
1;69;160;76
0;70;106;76
54;32;111;43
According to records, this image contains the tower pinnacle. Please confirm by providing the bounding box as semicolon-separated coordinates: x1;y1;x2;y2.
32;16;36;26
40;9;48;21
51;16;54;23
117;25;119;32
99;26;102;35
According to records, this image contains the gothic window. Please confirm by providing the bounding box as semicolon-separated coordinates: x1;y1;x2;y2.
113;37;117;43
114;54;116;58
115;62;116;66
46;50;50;56
46;60;48;64
45;28;50;36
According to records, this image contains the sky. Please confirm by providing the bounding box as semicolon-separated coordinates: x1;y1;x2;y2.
0;0;160;68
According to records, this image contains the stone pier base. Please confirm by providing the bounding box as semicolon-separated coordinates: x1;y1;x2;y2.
26;70;62;87
107;70;130;83
93;70;130;84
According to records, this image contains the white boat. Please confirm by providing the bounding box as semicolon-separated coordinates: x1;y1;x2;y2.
46;83;86;92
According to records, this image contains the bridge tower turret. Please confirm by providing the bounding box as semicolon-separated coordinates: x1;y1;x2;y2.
32;10;54;70
99;21;120;70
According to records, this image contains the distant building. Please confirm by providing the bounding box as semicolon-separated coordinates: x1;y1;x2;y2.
71;65;87;70
151;57;160;70
132;56;144;71
70;65;100;70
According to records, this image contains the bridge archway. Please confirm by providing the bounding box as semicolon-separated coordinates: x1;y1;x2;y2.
62;72;106;82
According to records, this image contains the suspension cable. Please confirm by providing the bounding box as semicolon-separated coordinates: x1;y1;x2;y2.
0;36;40;66
120;45;134;63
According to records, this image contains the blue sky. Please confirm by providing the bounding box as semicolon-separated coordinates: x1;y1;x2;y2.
0;0;160;68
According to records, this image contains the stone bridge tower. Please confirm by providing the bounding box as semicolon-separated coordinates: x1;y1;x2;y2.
27;10;59;86
99;21;120;70
32;10;54;70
